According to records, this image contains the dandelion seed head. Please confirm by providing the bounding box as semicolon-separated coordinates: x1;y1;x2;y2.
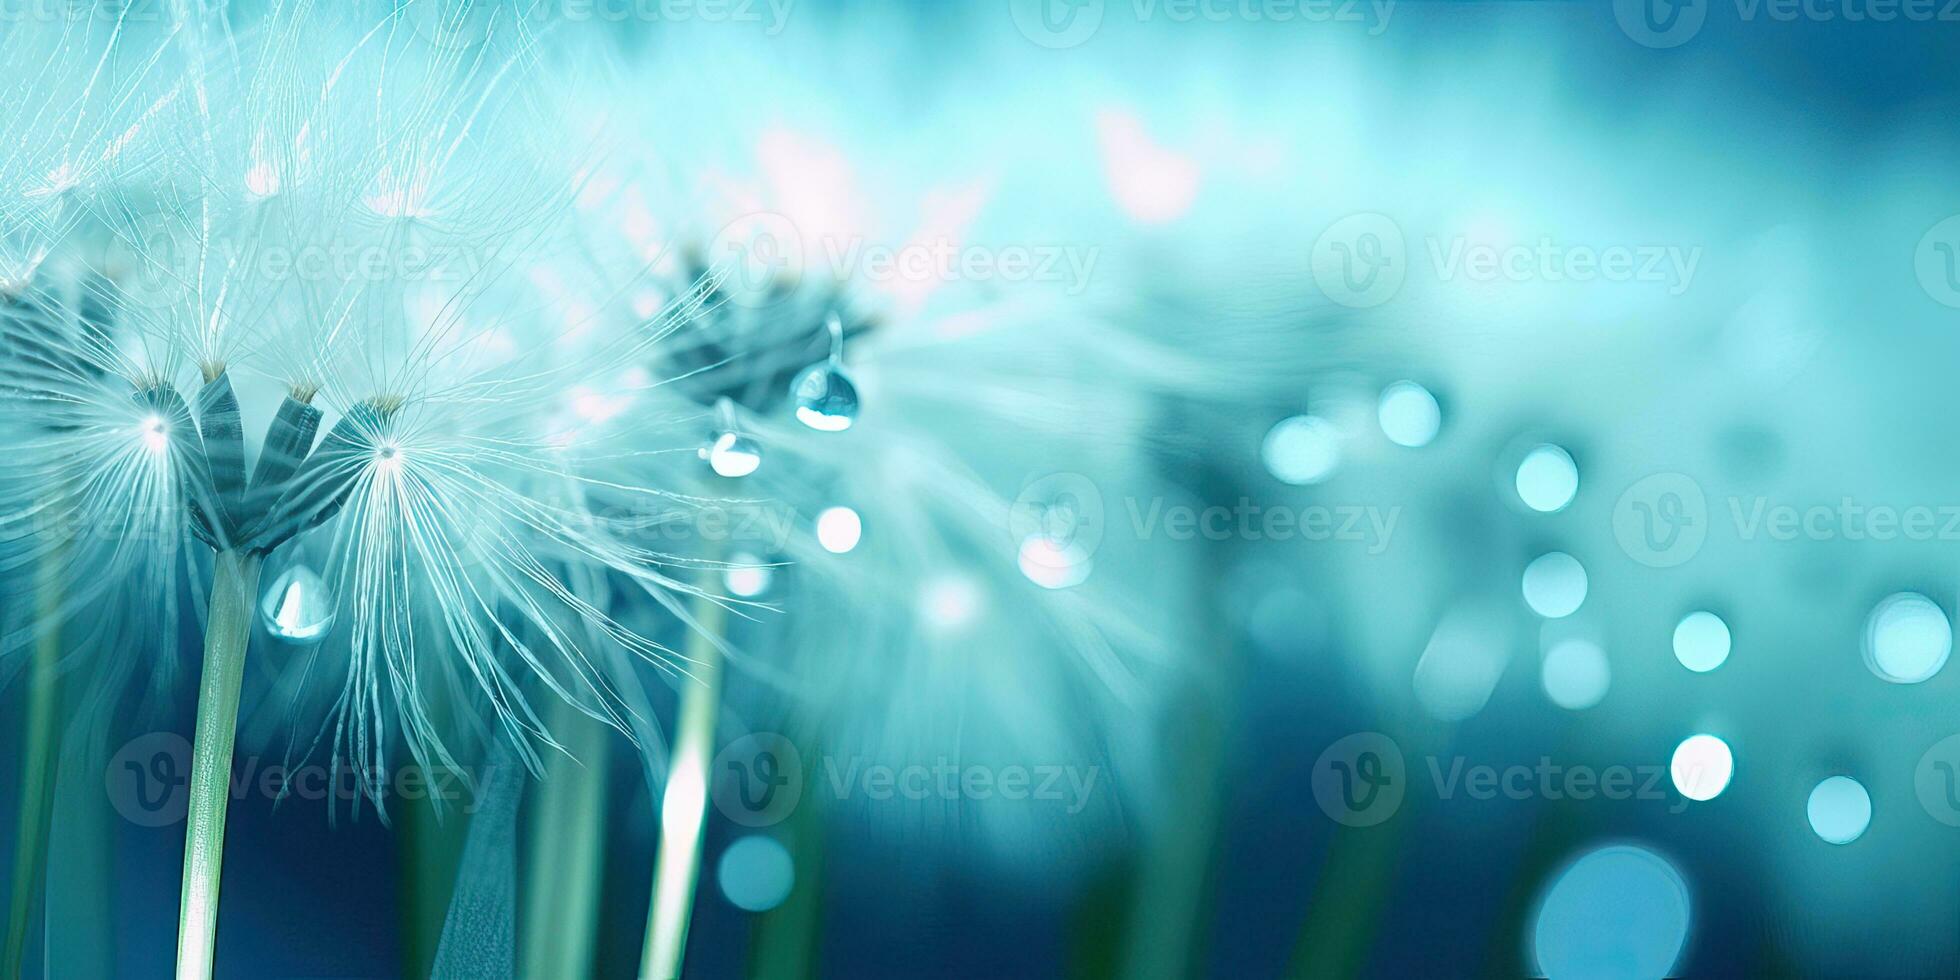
140;414;168;454
0;7;760;797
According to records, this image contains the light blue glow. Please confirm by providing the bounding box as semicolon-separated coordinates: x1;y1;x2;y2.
1806;776;1872;845
1515;444;1578;512
1541;639;1609;710
1522;552;1587;619
1670;734;1733;802
259;565;336;643
1864;592;1951;684
1672;611;1731;673
1262;415;1341;485
717;835;795;913
1532;844;1691;980
1377;381;1441;448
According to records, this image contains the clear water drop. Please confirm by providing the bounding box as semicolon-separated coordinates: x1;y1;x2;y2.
260;565;335;643
791;312;860;432
704;397;762;477
706;431;763;478
791;364;859;432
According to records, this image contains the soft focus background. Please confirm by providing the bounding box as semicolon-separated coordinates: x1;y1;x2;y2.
8;0;1960;977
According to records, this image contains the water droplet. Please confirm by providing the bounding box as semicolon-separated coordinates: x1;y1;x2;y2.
706;432;763;478
792;312;860;432
704;397;762;477
260;565;335;643
791;364;860;432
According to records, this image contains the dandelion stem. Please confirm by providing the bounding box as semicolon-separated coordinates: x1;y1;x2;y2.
175;551;262;980
522;696;611;978
639;591;726;980
2;548;65;977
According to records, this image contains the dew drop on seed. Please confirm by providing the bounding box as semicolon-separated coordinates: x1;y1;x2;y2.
706;431;763;478
791;363;860;432
260;565;336;643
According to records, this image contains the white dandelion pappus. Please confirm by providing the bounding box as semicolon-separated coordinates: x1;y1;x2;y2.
5;8;754;977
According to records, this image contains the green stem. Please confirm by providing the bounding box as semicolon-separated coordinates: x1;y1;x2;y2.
522;696;612;978
640;592;726;980
175;551;262;980
3;548;64;977
745;728;825;980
